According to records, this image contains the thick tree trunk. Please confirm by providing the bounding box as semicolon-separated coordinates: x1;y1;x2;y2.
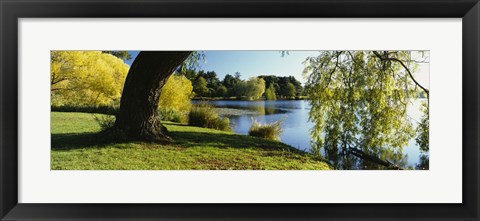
114;51;192;142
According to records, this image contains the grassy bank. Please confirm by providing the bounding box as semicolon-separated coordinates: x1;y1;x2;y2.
51;112;332;170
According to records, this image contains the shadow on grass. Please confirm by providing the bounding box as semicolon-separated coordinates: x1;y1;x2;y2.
52;132;120;150
52;123;306;155
163;122;306;153
171;131;296;151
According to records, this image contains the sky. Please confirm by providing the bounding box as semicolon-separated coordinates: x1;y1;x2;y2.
126;51;429;88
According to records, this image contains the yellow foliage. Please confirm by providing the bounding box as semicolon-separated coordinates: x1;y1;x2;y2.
51;51;129;106
159;74;194;112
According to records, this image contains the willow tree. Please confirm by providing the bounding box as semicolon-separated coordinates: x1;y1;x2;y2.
304;51;429;169
114;51;193;142
50;51;130;106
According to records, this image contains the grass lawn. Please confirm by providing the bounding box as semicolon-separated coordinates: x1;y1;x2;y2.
51;112;332;170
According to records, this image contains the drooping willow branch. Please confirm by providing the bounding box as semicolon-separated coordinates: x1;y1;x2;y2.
372;51;429;96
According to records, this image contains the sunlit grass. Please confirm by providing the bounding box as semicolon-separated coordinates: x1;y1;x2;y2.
51;112;332;170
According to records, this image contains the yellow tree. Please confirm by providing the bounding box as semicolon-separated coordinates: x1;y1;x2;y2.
159;73;194;112
51;51;129;106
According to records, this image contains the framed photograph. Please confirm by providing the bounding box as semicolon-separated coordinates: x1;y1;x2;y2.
1;0;479;220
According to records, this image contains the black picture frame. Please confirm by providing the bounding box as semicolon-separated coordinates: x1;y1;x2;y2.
1;0;479;220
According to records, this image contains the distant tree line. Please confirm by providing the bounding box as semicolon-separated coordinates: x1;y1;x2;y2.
258;75;304;99
185;69;305;100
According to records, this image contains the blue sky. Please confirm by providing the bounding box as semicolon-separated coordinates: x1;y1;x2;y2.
126;51;318;84
126;51;429;87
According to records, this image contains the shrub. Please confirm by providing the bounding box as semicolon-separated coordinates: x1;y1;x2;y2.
248;118;284;140
188;104;231;131
93;114;130;142
158;107;187;123
93;114;116;131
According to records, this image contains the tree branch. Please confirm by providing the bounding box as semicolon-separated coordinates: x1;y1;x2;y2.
372;51;429;95
51;77;75;85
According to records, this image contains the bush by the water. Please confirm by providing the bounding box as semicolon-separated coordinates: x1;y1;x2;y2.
158;107;187;123
248;119;284;140
188;104;231;131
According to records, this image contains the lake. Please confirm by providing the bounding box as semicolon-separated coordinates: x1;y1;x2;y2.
193;99;428;169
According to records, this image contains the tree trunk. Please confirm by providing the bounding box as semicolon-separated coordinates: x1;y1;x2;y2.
114;51;192;142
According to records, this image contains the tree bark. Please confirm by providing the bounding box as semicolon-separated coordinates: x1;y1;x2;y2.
114;51;192;142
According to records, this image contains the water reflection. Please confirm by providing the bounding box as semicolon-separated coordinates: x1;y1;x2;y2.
416;154;429;170
192;100;429;170
320;143;410;170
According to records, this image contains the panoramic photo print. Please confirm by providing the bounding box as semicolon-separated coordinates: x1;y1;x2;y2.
51;50;429;170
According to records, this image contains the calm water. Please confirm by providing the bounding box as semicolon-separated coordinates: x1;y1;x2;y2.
194;100;428;169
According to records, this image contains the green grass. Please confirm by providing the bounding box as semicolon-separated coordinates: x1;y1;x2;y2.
51;112;332;170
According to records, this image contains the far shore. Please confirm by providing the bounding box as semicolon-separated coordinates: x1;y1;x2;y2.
191;96;309;101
